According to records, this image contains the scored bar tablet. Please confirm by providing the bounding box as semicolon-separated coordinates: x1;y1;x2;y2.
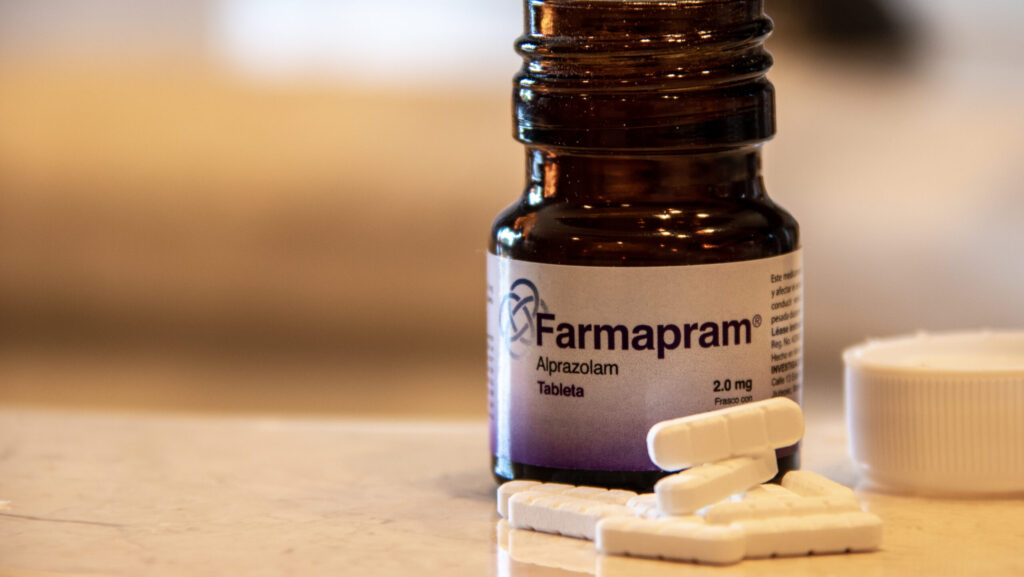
507;492;634;541
655;452;778;515
597;517;746;565
647;398;805;471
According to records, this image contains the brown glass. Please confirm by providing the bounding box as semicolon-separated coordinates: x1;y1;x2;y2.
490;0;800;492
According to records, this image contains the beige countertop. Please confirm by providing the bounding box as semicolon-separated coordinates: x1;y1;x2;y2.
1;405;1022;577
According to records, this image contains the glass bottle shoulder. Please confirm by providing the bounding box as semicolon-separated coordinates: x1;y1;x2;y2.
490;194;798;266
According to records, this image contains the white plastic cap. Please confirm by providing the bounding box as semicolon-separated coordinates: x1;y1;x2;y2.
844;330;1024;496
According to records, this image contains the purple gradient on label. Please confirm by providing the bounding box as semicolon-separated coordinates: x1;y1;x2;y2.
499;399;660;471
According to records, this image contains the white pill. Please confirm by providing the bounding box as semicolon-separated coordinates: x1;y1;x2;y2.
597;516;746;565
706;494;862;524
497;480;544;518
781;470;858;502
655;452;778;515
741;483;799;500
647;398;804;471
734;511;883;558
569;488;638;505
508;491;634;540
561;486;606;499
497;481;635;518
625;494;661;519
625;494;705;521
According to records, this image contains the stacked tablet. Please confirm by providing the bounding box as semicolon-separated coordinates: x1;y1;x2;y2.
497;398;882;565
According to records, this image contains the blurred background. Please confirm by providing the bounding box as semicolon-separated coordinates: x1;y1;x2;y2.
1;0;1022;417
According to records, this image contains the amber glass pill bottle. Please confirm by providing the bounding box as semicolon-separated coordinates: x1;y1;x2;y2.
487;0;802;492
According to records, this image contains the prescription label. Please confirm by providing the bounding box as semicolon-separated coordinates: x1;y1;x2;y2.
487;250;802;471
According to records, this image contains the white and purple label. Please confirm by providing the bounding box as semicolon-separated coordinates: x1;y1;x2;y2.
487;251;803;471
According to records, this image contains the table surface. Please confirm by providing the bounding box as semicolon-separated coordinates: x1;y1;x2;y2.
1;403;1022;577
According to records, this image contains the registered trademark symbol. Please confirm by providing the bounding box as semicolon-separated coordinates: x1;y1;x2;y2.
752;314;762;328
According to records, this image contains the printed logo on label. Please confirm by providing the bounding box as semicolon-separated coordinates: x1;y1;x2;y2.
498;278;548;359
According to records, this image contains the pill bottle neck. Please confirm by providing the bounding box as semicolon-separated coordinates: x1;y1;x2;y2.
524;146;765;204
515;0;774;151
